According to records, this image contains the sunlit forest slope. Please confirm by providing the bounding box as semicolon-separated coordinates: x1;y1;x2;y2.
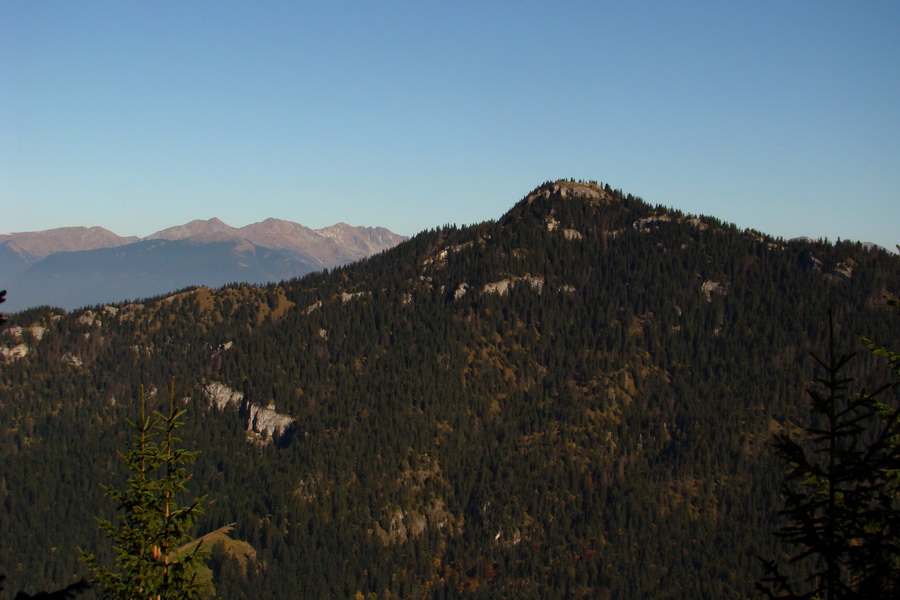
2;181;898;599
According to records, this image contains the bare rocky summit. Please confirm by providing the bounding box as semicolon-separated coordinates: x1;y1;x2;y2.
0;226;140;259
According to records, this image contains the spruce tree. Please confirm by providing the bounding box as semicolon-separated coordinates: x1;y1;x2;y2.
81;379;208;600
758;312;900;600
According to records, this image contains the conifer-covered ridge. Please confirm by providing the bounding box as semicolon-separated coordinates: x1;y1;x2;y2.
2;180;898;599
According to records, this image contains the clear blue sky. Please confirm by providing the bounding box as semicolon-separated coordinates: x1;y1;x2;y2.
2;1;898;249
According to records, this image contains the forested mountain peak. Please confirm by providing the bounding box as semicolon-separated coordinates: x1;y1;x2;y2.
524;179;614;204
1;181;898;599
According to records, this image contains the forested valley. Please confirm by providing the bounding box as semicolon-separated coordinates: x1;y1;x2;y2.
2;181;898;599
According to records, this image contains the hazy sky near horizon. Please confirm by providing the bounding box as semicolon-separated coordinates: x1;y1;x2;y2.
2;1;898;249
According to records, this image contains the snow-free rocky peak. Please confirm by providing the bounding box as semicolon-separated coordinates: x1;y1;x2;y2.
144;218;238;242
0;226;140;259
0;218;407;312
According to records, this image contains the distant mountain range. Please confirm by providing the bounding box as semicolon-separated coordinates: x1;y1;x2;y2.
0;219;407;312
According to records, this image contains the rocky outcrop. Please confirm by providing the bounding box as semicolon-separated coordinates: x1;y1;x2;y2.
833;258;856;279
203;382;244;410
483;279;514;295
62;353;83;367
701;280;727;302
0;343;29;362
245;402;294;439
799;251;857;281
202;382;294;442
482;275;545;296
799;249;823;272
634;214;711;233
117;304;145;321
526;181;612;205
633;215;673;231
372;499;455;547
545;213;583;240
4;325;46;341
1;323;49;362
341;291;367;303
76;311;102;327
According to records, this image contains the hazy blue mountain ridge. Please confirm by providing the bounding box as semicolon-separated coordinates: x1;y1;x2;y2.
0;219;407;311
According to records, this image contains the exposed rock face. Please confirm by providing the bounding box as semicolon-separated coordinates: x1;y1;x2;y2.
545;210;580;237
790;236;816;244
341;291;366;303
684;217;709;230
374;507;413;546
0;343;29;362
203;382;244;410
522;275;544;292
202;381;295;442
76;311;101;327
701;280;727;302
483;279;513;295
526;181;612;205
245;402;294;439
367;452;462;547
833;258;856;279
62;353;83;367
483;275;545;296
372;500;453;547
1;323;50;362
117;304;145;321
453;283;470;300
634;215;673;231
799;249;824;272
799;250;857;281
4;325;46;341
422;241;476;270
634;214;711;233
493;527;523;548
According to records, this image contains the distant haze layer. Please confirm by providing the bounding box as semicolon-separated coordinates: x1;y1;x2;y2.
0;218;407;312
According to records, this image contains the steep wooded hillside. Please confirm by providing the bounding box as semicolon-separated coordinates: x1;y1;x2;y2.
1;181;898;599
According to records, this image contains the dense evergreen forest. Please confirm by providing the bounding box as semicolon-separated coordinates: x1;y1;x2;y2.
1;181;898;599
